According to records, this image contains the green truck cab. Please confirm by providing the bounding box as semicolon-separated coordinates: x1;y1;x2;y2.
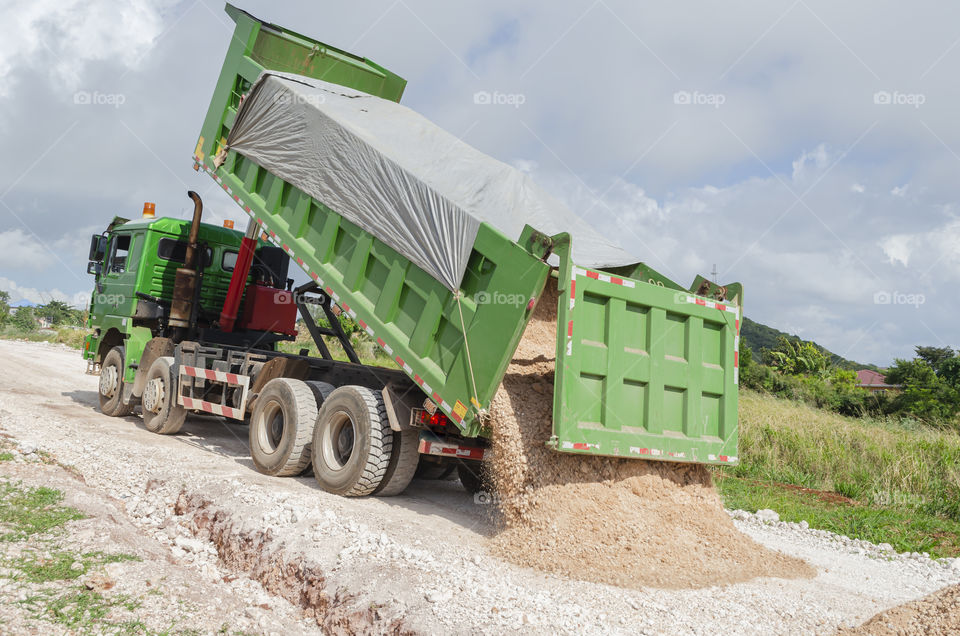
82;212;289;407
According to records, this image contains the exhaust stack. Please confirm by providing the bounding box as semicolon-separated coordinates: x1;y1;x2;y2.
169;191;203;329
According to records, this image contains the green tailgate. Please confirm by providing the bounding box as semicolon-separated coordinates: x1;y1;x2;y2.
553;257;742;466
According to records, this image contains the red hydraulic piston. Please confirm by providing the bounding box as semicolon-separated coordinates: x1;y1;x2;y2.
219;218;258;332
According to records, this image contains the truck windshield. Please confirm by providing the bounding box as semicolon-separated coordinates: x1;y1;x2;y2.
157;238;213;267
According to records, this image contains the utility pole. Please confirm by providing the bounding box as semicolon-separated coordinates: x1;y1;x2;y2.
711;263;718;284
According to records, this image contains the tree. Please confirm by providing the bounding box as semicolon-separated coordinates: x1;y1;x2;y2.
37;300;75;327
0;291;9;327
11;306;36;331
885;357;960;422
915;346;956;375
764;336;829;377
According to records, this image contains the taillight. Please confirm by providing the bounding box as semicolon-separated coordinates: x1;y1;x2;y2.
415;409;449;427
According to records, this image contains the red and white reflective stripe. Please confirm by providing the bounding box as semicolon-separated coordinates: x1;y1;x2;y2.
630;447;664;457
180;365;247;386
197;159;472;425
682;294;739;315
418;438;487;460
561;440;600;451
179;396;243;420
733;316;741;385
573;266;636;288
708;454;738;463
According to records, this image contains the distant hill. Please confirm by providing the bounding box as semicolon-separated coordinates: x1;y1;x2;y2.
740;316;879;371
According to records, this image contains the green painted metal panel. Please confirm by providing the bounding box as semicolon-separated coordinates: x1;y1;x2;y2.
194;4;405;167
553;253;742;466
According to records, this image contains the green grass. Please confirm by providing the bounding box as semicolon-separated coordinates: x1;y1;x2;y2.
6;551;141;584
0;326;90;350
0;481;85;541
716;475;960;557
716;390;960;556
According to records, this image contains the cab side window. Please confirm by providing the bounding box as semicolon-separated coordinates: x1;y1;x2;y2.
107;234;131;274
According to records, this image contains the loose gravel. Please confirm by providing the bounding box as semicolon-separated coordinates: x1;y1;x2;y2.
1;339;959;634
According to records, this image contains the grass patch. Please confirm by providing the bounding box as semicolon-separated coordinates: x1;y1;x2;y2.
716;474;960;558
0;452;13;462
715;390;960;556
5;550;141;584
22;587;144;633
0;481;84;541
0;326;90;350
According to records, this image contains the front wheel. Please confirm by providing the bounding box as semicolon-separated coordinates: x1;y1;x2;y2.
311;386;392;497
141;356;186;434
98;346;134;417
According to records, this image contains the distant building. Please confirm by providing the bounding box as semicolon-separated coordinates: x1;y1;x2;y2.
855;369;899;393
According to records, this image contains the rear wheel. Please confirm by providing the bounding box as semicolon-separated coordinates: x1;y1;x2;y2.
249;378;318;477
373;428;420;497
415;460;457;480
141;356;186;434
311;386;392;497
98;347;134;417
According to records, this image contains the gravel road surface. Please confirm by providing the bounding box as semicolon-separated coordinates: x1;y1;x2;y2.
0;339;957;634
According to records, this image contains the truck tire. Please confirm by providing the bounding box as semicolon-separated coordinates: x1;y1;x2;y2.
415;460;457;480
249;378;318;477
142;356;187;434
373;427;420;497
305;381;336;405
98;347;135;417
457;462;487;495
311;386;392;497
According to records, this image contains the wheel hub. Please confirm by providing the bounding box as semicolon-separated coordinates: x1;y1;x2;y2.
142;377;165;413
99;365;118;398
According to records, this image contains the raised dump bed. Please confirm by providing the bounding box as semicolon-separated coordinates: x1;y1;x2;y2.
192;3;742;465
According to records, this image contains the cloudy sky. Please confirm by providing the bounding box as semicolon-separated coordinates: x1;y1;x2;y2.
1;0;958;366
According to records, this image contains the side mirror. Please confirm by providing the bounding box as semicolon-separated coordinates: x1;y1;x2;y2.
87;261;101;276
88;235;107;262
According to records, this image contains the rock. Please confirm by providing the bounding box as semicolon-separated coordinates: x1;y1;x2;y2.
755;509;780;523
878;543;894;553
425;589;453;603
81;572;116;591
731;509;751;521
947;558;960;571
175;536;207;553
69;561;84;572
19;441;36;455
798;520;809;530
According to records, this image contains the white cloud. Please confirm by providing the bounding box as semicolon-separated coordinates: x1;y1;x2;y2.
0;0;174;95
851;183;865;193
879;235;912;267
891;184;909;197
0;276;87;307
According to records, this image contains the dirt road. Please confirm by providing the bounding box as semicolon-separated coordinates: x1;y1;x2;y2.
0;339;957;634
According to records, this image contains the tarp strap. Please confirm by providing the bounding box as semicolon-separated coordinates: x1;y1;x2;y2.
455;291;485;419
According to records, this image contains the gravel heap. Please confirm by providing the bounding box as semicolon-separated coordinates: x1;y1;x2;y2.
487;284;815;589
837;583;960;635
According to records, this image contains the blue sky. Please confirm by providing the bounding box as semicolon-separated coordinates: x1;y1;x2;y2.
2;0;959;366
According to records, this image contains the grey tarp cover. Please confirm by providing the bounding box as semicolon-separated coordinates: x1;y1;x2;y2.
225;71;639;291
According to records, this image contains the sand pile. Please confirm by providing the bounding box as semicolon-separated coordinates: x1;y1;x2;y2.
836;583;960;635
486;284;814;589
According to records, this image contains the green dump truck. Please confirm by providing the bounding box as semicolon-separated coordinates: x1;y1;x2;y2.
83;3;743;498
